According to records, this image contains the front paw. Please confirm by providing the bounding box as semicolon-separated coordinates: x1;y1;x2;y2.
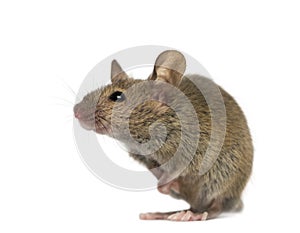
157;180;179;195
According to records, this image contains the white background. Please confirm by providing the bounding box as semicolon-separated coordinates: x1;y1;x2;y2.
1;0;300;232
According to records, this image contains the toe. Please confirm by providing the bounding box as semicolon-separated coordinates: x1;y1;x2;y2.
168;211;186;221
201;212;208;221
139;213;150;220
181;210;192;221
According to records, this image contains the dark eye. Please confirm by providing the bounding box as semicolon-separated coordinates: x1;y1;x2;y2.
109;91;126;102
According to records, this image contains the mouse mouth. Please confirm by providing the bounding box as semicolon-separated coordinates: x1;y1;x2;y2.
77;118;111;135
74;104;111;134
77;119;96;131
74;104;98;131
74;112;96;131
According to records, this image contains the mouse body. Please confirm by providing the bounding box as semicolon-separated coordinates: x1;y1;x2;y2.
74;50;253;221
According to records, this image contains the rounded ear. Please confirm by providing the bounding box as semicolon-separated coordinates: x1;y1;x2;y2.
111;59;129;83
149;50;186;87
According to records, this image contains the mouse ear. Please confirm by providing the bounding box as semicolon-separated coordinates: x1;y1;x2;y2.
148;50;186;87
111;59;129;83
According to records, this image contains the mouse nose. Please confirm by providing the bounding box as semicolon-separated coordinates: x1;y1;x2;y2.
73;104;82;119
74;111;81;119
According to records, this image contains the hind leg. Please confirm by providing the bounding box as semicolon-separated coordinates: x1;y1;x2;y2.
166;210;209;221
167;199;223;221
139;210;208;221
223;197;243;212
140;199;223;221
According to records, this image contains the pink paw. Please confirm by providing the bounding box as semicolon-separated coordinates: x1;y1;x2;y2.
139;210;208;221
167;211;208;221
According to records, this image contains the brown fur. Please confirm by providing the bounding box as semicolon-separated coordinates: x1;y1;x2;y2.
74;50;253;219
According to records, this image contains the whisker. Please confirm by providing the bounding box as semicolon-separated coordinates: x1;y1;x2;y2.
100;116;110;125
95;114;110;133
51;96;74;105
101;121;109;133
51;103;73;107
92;76;96;89
60;78;77;97
64;118;73;124
101;118;111;133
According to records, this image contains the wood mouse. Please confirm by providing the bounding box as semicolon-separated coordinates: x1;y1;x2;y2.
73;50;253;221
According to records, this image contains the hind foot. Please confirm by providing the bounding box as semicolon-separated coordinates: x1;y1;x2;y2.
139;210;208;221
167;210;208;221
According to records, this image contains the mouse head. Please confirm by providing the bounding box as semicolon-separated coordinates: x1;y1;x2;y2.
73;50;186;140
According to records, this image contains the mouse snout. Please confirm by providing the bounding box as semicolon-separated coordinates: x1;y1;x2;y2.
73;104;83;119
73;103;97;131
74;111;81;119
